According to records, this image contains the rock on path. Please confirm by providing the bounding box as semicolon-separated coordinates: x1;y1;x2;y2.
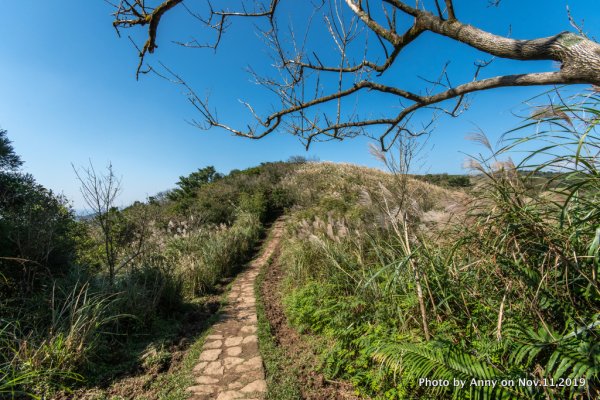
187;220;283;400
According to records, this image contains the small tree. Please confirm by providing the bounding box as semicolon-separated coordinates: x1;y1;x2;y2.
73;162;152;286
168;166;222;202
73;162;122;285
1;130;75;293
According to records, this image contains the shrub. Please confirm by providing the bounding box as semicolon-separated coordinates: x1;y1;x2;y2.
0;173;77;295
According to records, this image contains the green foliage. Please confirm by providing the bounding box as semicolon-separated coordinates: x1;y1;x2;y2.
0;282;121;397
0;172;77;296
508;321;599;399
112;262;183;329
167;166;223;206
238;191;267;221
416;173;471;188
165;162;295;224
0;134;88;397
1;153;297;396
189;180;238;224
365;339;534;399
0;129;22;172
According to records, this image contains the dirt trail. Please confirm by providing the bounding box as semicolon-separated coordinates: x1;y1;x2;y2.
186;219;284;400
260;237;361;400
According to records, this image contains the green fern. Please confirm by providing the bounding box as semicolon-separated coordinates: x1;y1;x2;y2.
364;339;535;399
508;320;599;398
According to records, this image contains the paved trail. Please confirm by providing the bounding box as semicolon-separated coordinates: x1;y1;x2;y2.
186;220;284;400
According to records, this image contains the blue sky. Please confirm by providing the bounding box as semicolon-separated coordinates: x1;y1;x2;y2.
0;1;598;209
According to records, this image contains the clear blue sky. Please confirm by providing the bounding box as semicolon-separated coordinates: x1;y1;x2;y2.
0;1;598;209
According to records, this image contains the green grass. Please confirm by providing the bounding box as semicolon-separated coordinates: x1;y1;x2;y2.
255;255;302;400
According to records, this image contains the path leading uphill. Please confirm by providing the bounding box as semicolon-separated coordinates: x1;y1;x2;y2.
186;219;284;400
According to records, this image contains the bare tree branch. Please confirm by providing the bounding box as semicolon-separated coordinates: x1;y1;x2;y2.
111;0;600;149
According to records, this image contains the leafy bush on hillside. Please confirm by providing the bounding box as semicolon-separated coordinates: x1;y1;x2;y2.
0;173;77;295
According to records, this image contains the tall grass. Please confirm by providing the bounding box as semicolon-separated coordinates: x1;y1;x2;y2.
167;211;263;297
0;282;119;397
279;92;600;399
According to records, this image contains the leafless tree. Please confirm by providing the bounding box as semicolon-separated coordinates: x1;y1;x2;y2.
74;163;152;286
111;0;600;150
73;162;122;285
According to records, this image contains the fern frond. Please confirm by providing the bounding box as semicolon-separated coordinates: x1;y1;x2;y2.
364;339;534;399
508;321;600;398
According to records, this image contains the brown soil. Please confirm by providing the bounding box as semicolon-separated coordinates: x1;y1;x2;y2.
260;246;362;400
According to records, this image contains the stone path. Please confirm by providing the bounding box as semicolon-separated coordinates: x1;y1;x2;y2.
186;220;284;400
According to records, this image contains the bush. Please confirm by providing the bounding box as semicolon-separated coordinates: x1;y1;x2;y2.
0;173;77;295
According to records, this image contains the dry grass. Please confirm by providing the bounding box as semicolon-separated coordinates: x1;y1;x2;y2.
285;162;454;205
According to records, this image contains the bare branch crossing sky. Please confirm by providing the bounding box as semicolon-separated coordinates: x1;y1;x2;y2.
0;1;598;208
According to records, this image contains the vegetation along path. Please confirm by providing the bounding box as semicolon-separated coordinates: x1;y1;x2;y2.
186;219;284;400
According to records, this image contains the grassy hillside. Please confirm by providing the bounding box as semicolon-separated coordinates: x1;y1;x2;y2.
2;94;599;399
268;96;600;399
